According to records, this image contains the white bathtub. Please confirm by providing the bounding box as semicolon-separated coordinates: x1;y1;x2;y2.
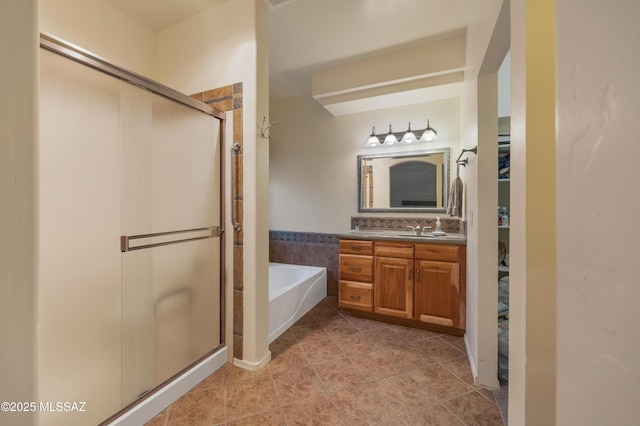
268;262;327;343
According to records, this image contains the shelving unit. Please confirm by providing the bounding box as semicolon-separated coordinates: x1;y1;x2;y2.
498;141;511;273
497;134;510;383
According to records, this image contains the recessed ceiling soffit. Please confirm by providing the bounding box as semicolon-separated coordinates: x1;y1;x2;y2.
311;30;467;114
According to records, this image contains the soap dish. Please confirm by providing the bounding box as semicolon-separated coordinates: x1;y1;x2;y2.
432;231;446;236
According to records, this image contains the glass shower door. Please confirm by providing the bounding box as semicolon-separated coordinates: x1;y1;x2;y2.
38;48;124;426
120;83;222;406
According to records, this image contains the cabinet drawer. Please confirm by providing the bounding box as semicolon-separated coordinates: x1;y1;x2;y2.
375;242;414;258
339;280;373;311
339;254;373;282
415;243;460;262
340;239;374;255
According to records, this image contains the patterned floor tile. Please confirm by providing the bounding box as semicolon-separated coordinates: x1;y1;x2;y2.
144;297;504;426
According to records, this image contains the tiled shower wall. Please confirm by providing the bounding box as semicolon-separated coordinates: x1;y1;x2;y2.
191;83;244;359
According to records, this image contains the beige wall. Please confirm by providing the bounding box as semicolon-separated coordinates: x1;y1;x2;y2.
474;72;500;388
457;0;504;389
254;0;271;367
509;0;557;423
269;96;461;233
556;1;640;424
0;1;39;426
40;0;156;77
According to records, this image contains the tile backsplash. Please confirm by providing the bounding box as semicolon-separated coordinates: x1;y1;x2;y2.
350;216;465;235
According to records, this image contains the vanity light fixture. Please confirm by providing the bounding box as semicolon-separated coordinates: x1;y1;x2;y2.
383;124;398;145
365;119;438;147
420;119;438;142
365;126;381;147
400;122;418;144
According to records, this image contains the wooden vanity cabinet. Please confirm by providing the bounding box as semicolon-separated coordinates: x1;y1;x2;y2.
339;240;374;311
414;244;464;328
339;237;466;335
374;243;413;319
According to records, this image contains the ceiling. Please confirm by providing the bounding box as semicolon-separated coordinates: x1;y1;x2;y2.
105;0;490;106
268;0;470;101
105;0;231;33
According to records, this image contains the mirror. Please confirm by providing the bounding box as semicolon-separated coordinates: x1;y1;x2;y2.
358;148;450;213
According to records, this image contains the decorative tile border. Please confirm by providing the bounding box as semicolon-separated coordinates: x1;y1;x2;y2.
192;82;244;360
350;216;465;235
269;230;339;244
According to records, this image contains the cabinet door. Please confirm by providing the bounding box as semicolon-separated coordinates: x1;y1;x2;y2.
414;260;460;327
374;257;413;318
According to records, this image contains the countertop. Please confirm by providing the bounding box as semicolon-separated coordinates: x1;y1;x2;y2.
338;229;467;245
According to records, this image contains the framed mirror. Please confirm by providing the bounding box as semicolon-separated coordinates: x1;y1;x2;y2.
358;148;450;213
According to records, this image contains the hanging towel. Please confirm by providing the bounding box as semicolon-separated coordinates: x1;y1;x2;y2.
446;176;463;217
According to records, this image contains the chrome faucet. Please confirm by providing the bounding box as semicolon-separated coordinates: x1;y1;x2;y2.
406;225;432;236
406;225;423;236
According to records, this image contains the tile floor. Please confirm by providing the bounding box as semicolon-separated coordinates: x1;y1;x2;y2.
146;297;505;425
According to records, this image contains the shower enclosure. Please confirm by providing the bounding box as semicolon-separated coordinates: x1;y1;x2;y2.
37;35;225;426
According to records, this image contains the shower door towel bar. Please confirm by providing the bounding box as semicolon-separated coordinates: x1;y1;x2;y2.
120;226;221;252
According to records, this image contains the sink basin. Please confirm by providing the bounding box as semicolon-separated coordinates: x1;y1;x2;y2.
398;233;436;238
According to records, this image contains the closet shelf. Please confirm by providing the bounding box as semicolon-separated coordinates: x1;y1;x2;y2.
498;265;510;272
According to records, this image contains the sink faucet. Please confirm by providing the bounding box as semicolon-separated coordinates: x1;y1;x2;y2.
406;225;424;236
406;225;433;236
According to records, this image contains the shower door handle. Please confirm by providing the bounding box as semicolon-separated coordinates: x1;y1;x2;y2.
120;226;219;252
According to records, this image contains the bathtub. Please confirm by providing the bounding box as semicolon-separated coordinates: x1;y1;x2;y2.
269;262;327;343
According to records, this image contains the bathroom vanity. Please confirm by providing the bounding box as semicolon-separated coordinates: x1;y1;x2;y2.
338;232;466;336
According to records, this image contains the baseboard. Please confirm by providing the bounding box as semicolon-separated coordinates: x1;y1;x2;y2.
233;350;271;372
107;348;227;426
464;333;478;379
464;334;500;389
